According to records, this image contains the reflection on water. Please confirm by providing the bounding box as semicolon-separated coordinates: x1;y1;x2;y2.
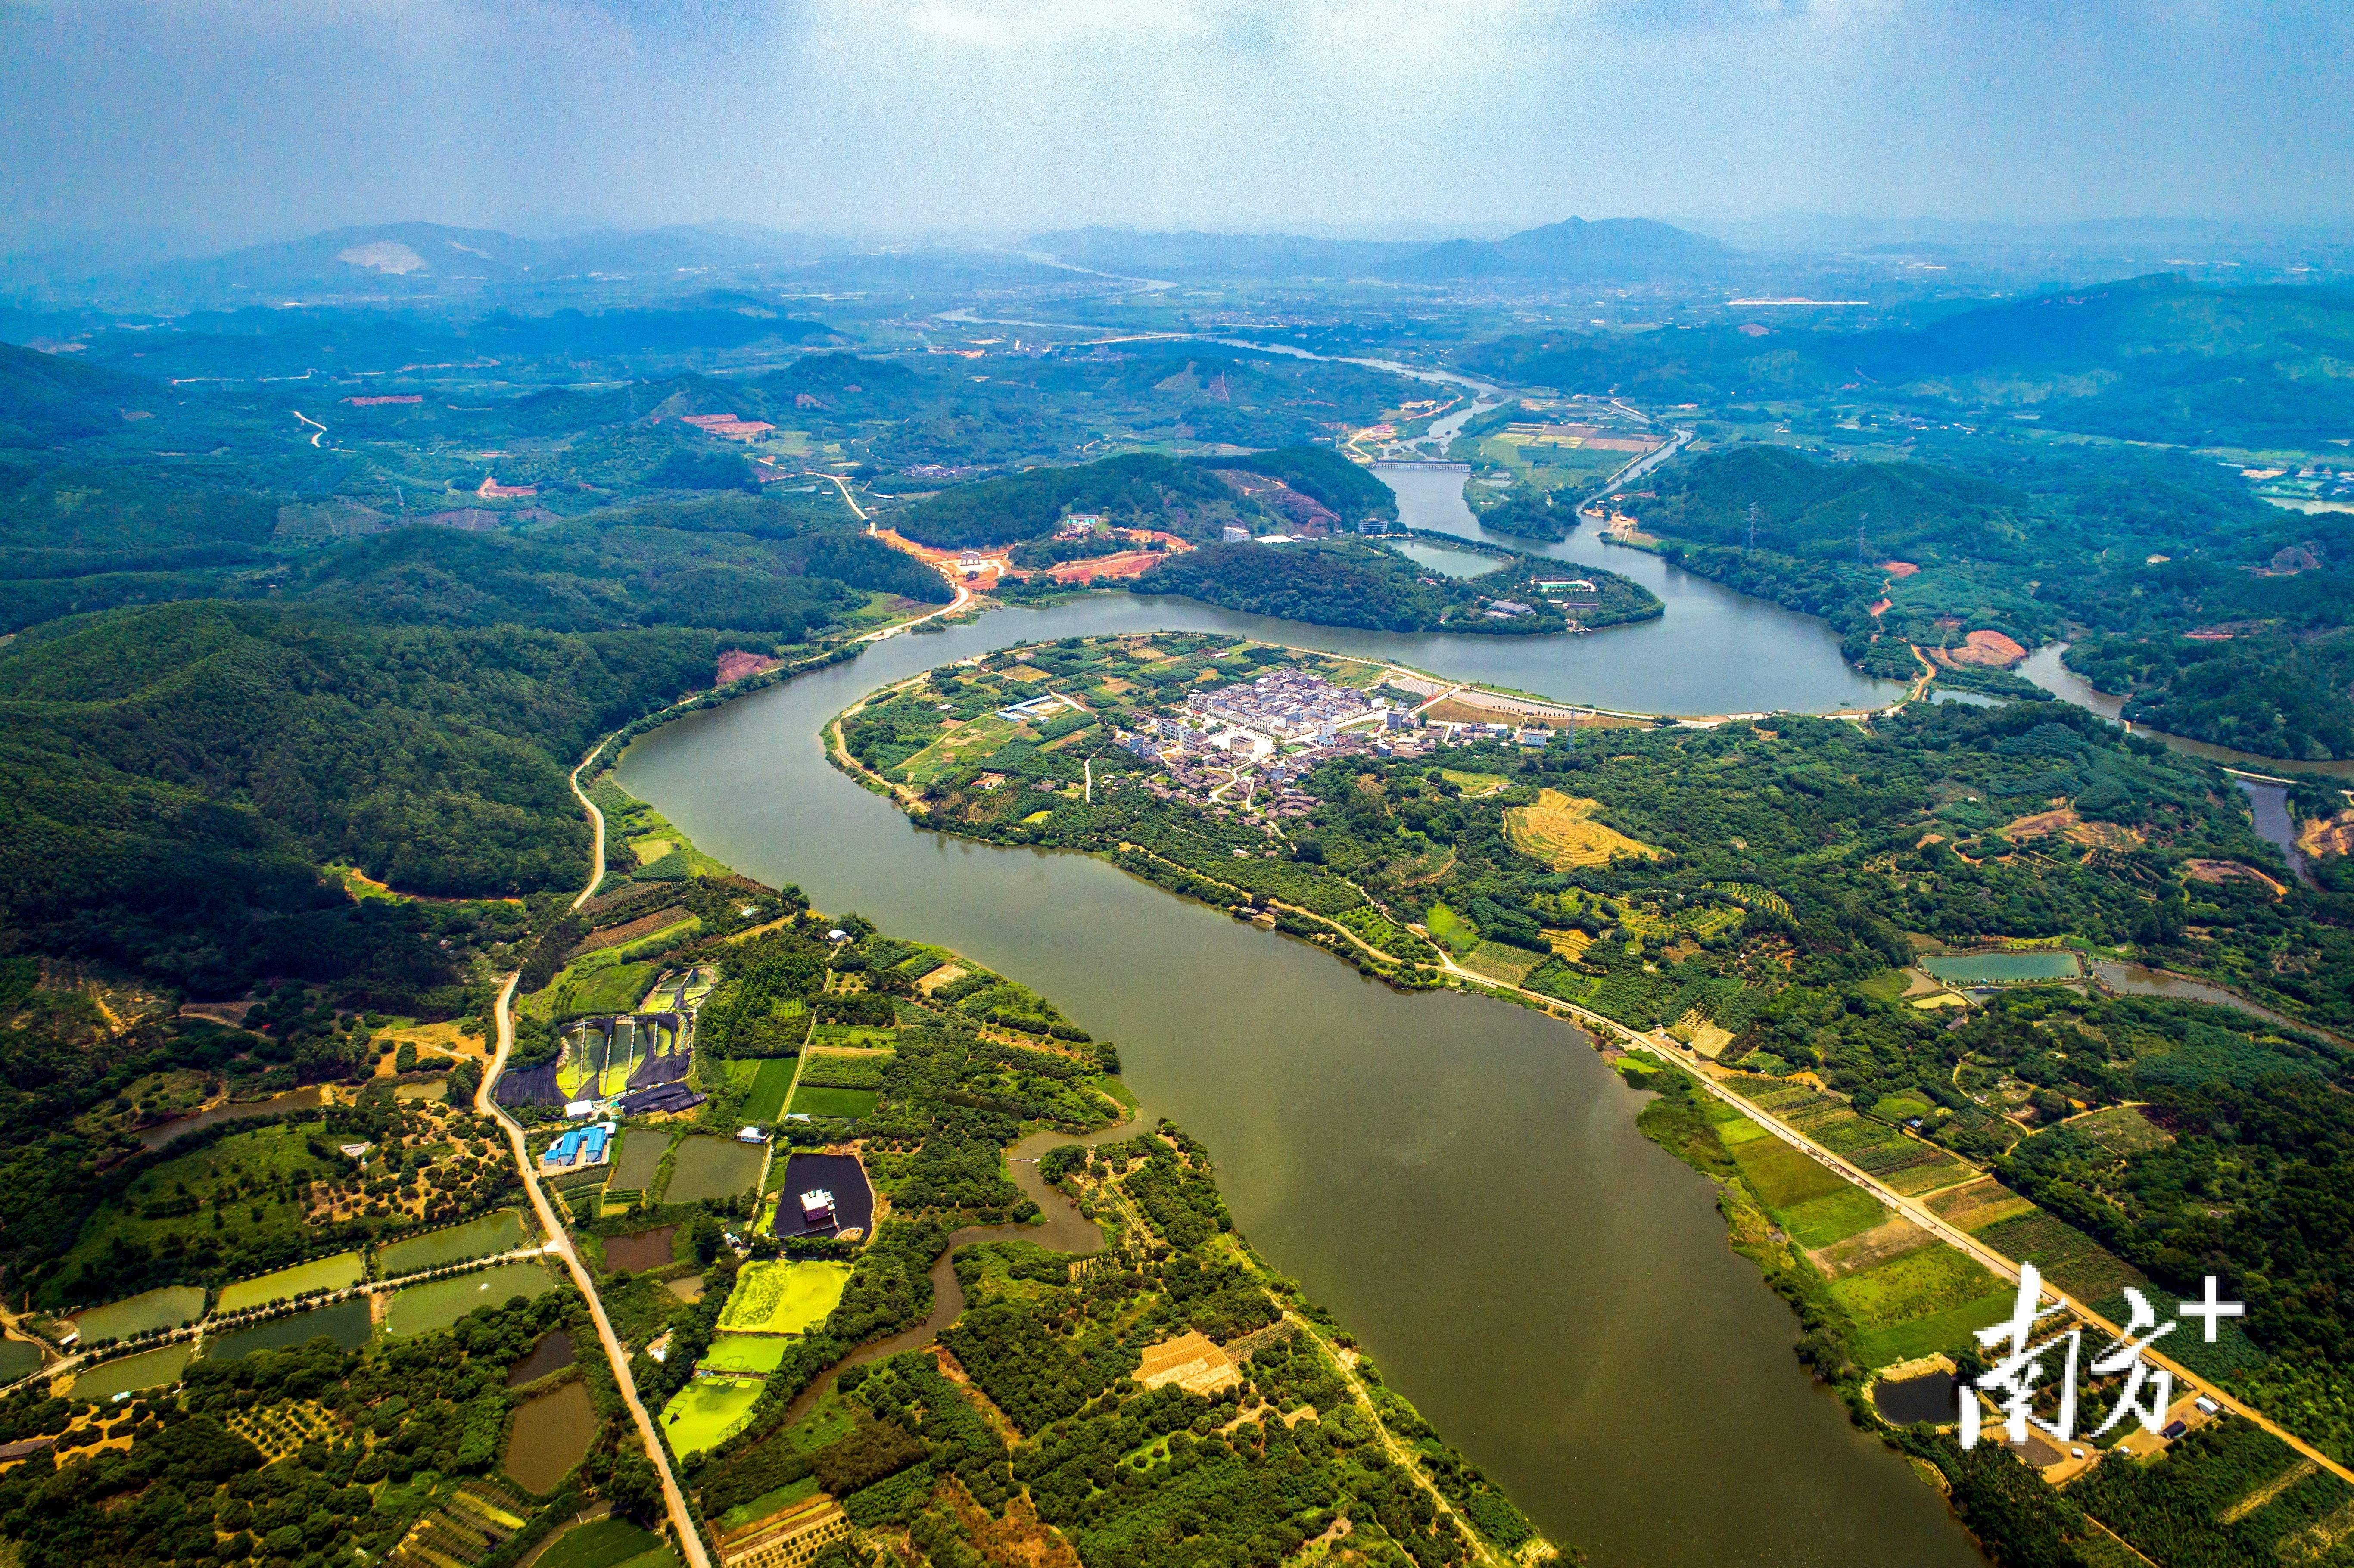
1392;541;1503;579
137;1086;324;1151
1372;464;1903;716
619;608;1984;1568
2094;962;2346;1045
2020;645;2354;779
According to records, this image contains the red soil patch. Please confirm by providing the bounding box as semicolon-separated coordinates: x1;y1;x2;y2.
1868;598;1893;619
717;649;785;685
1881;560;1920;578
1939;630;2027;668
2184;859;2287;897
476;477;537;498
1048;551;1162;584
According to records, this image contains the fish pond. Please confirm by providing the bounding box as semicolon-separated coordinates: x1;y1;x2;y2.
216;1251;364;1313
771;1153;875;1241
376;1210;527;1276
0;1340;42;1384
508;1329;578;1388
659;1378;764;1459
1392;540;1506;579
72;1342;194;1400
504;1378;596;1495
600;1226;678;1274
663;1136;763;1204
1874;1370;1961;1426
135;1086;325;1152
1920;951;2085;986
205;1298;372;1362
385;1261;556;1337
72;1285;205;1343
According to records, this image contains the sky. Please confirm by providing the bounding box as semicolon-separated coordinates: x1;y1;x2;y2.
5;0;2352;250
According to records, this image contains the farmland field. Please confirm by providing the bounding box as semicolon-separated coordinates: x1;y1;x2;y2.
1730;1138;1848;1213
663;1137;764;1203
1779;1187;1888;1249
610;1130;671;1192
535;1518;666;1568
660;1378;764;1459
71;1342;194;1400
786;1086;878;1121
1462;942;1543;986
216;1251;364;1313
1503;790;1664;870
1854;1291;2019;1369
1927;1177;2036;1234
1972;1210;2147;1302
717;1260;852;1335
72;1285;206;1342
377;1210;528;1276
385;1261;557;1336
739;1060;797;1123
1830;1241;2005;1330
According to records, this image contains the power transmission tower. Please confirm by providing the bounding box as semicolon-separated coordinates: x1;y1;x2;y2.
1746;501;1759;551
1856;513;1869;564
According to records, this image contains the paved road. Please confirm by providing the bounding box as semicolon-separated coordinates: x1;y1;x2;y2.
480;974;713;1568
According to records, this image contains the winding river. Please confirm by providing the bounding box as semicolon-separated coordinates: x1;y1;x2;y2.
617;471;1987;1566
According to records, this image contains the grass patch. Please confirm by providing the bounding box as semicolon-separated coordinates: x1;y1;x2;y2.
1854;1290;2019;1369
216;1252;364;1313
1872;1092;1935;1122
659;1378;765;1459
1831;1244;2005;1331
717;1475;821;1533
1780;1187;1889;1249
740;1060;797;1123
1423;901;1479;958
1731;1137;1850;1213
717;1260;852;1336
1856;969;1914;1004
1462;942;1543;986
536;1519;664;1568
787;1086;878;1121
385;1260;555;1337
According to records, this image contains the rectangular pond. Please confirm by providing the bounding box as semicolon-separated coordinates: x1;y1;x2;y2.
771;1153;875;1242
663;1136;764;1204
216;1252;364;1313
609;1129;670;1192
72;1342;193;1400
376;1210;527;1276
72;1285;206;1343
1921;951;2084;986
205;1297;373;1361
601;1226;677;1273
384;1260;556;1337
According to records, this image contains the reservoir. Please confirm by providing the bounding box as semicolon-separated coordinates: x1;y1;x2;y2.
618;518;1984;1564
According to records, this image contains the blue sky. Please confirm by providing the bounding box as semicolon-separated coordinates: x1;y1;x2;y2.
5;0;2350;246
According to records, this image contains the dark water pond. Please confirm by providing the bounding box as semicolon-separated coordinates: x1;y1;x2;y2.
504;1378;596;1495
601;1227;677;1274
137;1086;325;1151
772;1153;875;1241
1874;1372;1960;1426
507;1329;577;1388
203;1297;372;1362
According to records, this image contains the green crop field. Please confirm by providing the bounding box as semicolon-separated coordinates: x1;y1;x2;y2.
384;1261;556;1337
377;1210;527;1276
1854;1290;2019;1369
1831;1242;2005;1331
717;1260;851;1335
659;1378;765;1459
535;1518;666;1568
1732;1137;1849;1213
1781;1187;1888;1249
72;1285;206;1342
664;1137;764;1203
216;1252;365;1313
740;1060;797;1122
698;1335;791;1375
70;1343;194;1401
1973;1210;2147;1302
786;1086;877;1121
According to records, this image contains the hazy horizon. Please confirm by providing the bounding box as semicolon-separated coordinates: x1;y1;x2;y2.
7;0;2354;255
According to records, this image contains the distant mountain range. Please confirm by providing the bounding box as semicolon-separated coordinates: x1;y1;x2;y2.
1;221;841;306
1028;216;1732;283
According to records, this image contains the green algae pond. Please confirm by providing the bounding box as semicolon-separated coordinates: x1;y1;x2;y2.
376;1210;528;1276
71;1342;194;1400
71;1285;205;1343
385;1261;555;1337
215;1252;364;1313
1921;950;2085;986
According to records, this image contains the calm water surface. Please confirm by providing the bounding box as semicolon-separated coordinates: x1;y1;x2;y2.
618;576;1982;1565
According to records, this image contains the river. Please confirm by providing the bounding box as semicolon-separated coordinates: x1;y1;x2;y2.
619;568;1982;1562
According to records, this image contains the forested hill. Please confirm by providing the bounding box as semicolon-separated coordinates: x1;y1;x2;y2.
0;602;719;990
889;445;1396;551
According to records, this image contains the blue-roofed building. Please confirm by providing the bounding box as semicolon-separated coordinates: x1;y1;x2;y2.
581;1126;609;1162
